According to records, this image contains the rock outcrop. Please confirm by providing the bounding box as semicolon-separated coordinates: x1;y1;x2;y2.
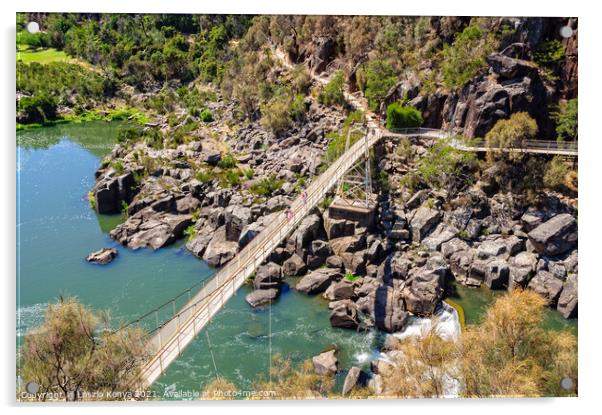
528;214;577;256
85;248;118;264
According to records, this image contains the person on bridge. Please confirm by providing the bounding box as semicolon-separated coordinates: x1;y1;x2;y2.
301;191;307;204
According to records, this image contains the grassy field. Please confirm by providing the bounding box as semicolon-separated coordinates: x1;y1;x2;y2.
16;45;69;64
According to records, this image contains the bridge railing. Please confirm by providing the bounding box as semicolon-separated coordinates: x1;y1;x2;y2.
386;128;577;154
139;129;383;385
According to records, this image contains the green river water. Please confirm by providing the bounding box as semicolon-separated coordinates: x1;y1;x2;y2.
16;121;576;399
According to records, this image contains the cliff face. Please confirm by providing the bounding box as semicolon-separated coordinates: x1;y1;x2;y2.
275;16;577;139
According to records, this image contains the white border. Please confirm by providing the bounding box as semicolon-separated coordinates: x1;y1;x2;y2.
2;1;600;414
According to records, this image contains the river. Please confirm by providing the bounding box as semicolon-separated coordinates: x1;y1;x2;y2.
16;121;576;399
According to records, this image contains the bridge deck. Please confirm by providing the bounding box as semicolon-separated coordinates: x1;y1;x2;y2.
140;129;383;386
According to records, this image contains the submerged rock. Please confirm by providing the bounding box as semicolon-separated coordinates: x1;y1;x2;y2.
245;289;279;308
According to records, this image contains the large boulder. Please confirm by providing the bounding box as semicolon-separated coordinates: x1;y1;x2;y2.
176;194;201;214
288;214;322;256
113;213;193;250
484;259;510;289
253;262;282;290
238;221;264;249
402;269;445;316
528;270;564;305
312;349;338;375
449;250;474;285
85;248;118;264
476;239;508;259
308;36;336;74
323;210;356;239
245;289;279;308
341;251;367;275
296;268;343;295
410;207;442;243
323;279;356;301
329;301;360;330
282;254;307;277
92;172;136;214
202;226;239;267
528;214;577;256
486;53;539;80
557;273;578;319
330;235;367;256
186;233;212;257
224;205;252;241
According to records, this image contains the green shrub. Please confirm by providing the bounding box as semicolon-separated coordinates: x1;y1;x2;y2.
260;94;293;134
417;138;477;190
535;40;566;66
217;153;237;169
320;195;333;209
87;191;96;209
223;169;241;187
386;103;423;130
243;168;255;180
17;31;51;49
195;170;214;183
543;156;570;191
184;225;198;241
345;272;360;282
250;176;283;197
200;109;214;122
111;160;125;175
362;59;398;111
318;71;346;107
116;125;144;143
17;93;57;124
485;112;538;161
290;94;307;121
553;98;577;141
441;24;497;89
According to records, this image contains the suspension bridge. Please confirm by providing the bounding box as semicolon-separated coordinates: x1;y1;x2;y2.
112;122;576;387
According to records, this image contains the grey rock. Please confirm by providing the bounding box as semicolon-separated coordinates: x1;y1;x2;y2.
329;300;360;330
253;262;282;290
341;251;367;275
282;254;307;277
557;273;578;319
410;206;442;242
402;269;445;316
484;260;510;289
312;349;338;375
186;233;212;257
441;238;470;259
330;235;367;256
224;205;252;241
476;239;508;259
323;279;356;301
342;367;363;396
528;214;577;256
202;226;238;267
245;289;279;307
86;248;117;264
297;268;343;295
528;270;564;305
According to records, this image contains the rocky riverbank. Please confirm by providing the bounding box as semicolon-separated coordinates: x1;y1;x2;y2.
90;114;577;395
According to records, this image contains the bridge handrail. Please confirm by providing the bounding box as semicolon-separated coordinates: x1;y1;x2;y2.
140;129;383;385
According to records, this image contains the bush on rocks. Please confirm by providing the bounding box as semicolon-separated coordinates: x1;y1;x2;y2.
385;103;423;130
